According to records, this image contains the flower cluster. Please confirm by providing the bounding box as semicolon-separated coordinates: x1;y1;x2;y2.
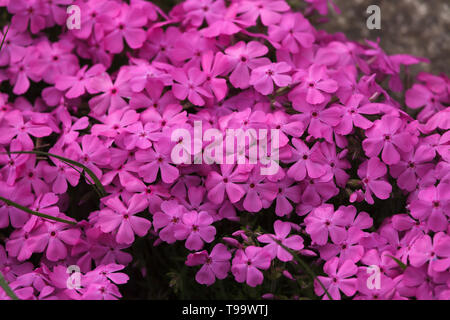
0;0;449;300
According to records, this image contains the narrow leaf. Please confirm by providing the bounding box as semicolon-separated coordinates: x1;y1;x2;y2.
0;196;77;225
0;24;10;52
386;254;407;271
0;271;19;300
7;150;107;197
271;237;333;300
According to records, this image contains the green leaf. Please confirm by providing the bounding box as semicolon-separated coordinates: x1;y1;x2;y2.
386;254;407;270
7;150;107;198
0;24;10;52
271;237;333;300
0;271;19;300
0;196;77;225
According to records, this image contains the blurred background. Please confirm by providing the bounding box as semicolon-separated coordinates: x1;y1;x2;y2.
318;0;450;75
156;0;450;75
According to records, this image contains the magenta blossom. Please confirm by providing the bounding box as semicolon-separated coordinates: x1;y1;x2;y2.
257;220;304;262
186;243;231;286
314;257;358;300
96;195;151;245
231;246;271;287
174;211;216;251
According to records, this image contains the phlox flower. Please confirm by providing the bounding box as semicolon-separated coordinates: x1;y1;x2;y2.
289;64;338;106
185;243;231;286
409;233;450;273
250;62;292;95
285;139;327;181
231;246;271;287
314;257;357;300
27;220;80;262
103;4;147;53
171;67;213;106
237;0;290;26
268;12;315;52
409;183;450;232
96;194;151;245
304;204;347;246
225;41;270;89
135;137;179;184
257;220;304;262
205;164;248;204
363;115;417;165
153;200;186;244
173;210;216;251
357;157;392;204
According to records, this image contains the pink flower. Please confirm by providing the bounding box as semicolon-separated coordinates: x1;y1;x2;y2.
357;157;392;204
250;62;292;95
268;12;315;52
66;135;111;180
8;0;49;34
87;70;132;115
406;83;447;122
103;4;147;53
0;182;33;228
363;115;417;165
0;110;52;148
389;145;435;192
83;264;129;285
182;0;226;27
237;0;290;26
334;94;380;135
171;67;213;106
27;221;80;261
409;183;450;232
285;139;327;181
231;246;271;287
225;41;270;89
314;257;357;300
200;51;231;101
186;243;231;286
129;78;176;111
241;170;277;213
257;220;304;262
91;109;139;139
274;178;301;216
304;204;347;245
153;200;185;244
96;194;151;245
55;64;105;99
42;149;80;194
205;164;248;204
135;137;179;184
202;3;249;38
409;233;450;273
173;211;216;251
0;140;30;185
289;64;338;106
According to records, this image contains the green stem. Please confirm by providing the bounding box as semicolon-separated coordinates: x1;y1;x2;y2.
0;271;19;300
272;237;333;300
0;24;10;52
0;196;76;225
7;151;107;197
